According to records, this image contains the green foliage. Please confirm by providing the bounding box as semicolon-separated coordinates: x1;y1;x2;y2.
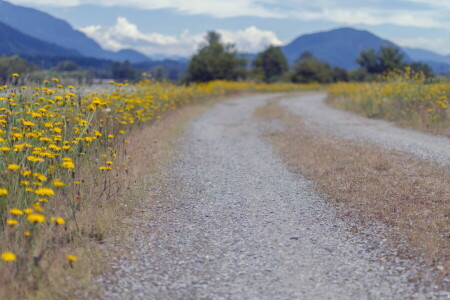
0;55;37;83
186;31;247;83
356;46;434;80
357;46;406;74
252;46;288;83
112;60;142;82
290;52;349;83
53;60;79;72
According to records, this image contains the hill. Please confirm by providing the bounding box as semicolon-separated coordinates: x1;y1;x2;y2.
282;27;406;70
0;21;80;57
0;0;150;63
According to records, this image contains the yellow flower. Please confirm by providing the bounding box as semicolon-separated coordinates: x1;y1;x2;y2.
32;202;44;212
24;231;31;236
27;213;45;223
10;208;23;215
38;198;48;202
67;255;77;262
1;252;16;261
55;217;65;225
11;73;19;78
0;147;11;152
0;189;8;195
34;188;55;196
27;156;44;163
105;161;114;165
7;164;20;171
6;219;18;226
53;179;65;187
21;170;32;177
33;173;47;181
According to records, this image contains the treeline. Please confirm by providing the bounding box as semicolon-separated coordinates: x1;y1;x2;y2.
0;55;186;85
185;31;435;84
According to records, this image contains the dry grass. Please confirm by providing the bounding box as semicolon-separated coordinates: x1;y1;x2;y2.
256;99;449;283
0;97;216;300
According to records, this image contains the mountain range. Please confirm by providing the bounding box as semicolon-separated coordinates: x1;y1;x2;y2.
0;0;150;63
0;0;449;74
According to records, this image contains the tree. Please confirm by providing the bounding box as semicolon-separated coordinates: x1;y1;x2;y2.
0;56;37;83
185;31;247;83
290;52;344;83
357;46;406;74
252;46;288;83
112;60;141;82
54;60;79;72
409;62;433;78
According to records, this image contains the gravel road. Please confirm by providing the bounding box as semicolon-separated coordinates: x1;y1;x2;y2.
96;94;445;299
281;93;450;166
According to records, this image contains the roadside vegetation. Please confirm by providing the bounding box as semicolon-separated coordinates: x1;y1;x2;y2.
256;99;449;285
0;72;317;298
328;70;450;136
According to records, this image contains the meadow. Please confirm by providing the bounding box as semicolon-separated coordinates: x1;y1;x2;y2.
328;69;450;136
0;75;318;298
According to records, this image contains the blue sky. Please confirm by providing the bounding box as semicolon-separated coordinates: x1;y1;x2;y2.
7;0;450;57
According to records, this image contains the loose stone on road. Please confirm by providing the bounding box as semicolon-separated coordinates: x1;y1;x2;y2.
97;94;441;299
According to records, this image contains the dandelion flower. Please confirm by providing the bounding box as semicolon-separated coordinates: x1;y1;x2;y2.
7;164;20;171
0;189;8;195
67;255;77;262
6;219;18;226
34;188;55;196
9;208;23;215
27;213;45;223
53;179;65;187
55;217;65;225
1;252;16;261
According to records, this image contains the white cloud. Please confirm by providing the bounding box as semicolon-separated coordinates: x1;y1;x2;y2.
10;0;450;29
79;17;283;56
395;37;450;55
12;0;282;18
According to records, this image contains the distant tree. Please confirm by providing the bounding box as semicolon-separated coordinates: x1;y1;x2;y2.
185;31;247;83
408;62;434;78
290;52;347;83
357;46;406;74
252;46;288;83
112;60;141;82
54;60;79;72
0;55;37;83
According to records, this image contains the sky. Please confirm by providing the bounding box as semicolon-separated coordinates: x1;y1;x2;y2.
6;0;450;57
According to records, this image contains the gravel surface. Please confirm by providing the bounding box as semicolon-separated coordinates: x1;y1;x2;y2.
96;94;445;299
281;93;450;166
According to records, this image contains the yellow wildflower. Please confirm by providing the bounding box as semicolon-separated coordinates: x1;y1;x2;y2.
34;188;55;196
27;213;45;223
1;252;16;262
7;164;20;171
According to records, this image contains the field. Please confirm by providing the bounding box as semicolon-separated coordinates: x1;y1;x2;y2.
328;70;450;136
0;75;318;298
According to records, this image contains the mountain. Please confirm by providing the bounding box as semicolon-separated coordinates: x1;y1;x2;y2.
282;27;407;70
403;47;450;73
403;48;450;64
0;0;150;63
0;21;80;57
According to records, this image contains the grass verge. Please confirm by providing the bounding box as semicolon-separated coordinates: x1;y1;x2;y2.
1;95;219;300
256;98;449;284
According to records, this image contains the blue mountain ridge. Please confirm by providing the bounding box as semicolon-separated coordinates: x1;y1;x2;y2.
0;0;150;63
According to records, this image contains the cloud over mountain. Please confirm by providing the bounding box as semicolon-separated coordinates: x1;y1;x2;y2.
79;17;282;56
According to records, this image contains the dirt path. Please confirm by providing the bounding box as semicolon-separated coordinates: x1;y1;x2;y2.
94;94;443;299
281;93;450;166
